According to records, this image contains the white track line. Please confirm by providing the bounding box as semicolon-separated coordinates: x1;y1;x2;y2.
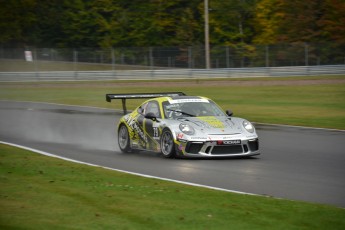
0;141;257;196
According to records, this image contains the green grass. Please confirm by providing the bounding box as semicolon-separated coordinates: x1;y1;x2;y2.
1;77;344;228
1;76;344;129
1;144;345;229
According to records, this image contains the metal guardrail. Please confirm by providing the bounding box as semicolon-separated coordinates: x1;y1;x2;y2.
0;65;344;82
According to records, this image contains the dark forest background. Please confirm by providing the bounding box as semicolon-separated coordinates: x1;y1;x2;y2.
1;0;344;48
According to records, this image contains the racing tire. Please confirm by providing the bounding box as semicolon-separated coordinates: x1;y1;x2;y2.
118;124;131;153
160;129;176;158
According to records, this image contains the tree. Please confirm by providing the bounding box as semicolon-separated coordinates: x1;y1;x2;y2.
318;0;345;44
254;0;344;44
106;0;203;47
1;0;343;48
253;0;281;44
209;0;257;45
0;0;37;47
34;0;67;47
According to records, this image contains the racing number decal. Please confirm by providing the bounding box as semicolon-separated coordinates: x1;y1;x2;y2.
153;127;159;138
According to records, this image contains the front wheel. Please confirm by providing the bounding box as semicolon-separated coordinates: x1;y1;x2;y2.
118;124;131;153
160;129;176;158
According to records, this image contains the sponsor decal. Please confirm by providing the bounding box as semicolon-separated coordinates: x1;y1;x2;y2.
223;140;241;145
178;144;185;151
222;135;240;140
125;115;148;143
190;137;207;140
132;141;138;147
153;127;159;139
198;116;225;129
177;133;184;139
168;98;209;104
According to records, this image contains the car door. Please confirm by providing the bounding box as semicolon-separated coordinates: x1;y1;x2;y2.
143;100;161;151
131;103;148;150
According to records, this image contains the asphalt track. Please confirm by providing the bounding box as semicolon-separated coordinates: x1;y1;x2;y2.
0;101;344;208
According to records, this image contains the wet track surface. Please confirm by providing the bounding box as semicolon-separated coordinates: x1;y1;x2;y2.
1;101;344;207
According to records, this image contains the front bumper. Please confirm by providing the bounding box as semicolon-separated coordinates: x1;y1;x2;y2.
177;138;260;158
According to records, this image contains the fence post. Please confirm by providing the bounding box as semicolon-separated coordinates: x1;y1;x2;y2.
111;48;116;78
225;46;232;77
149;47;154;78
305;43;309;66
226;46;230;68
188;46;192;69
34;48;39;79
121;53;124;65
100;51;104;63
188;46;194;77
73;49;78;79
149;47;153;69
265;45;269;67
168;56;171;67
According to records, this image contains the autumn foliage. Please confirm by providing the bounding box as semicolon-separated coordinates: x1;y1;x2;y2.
0;0;344;48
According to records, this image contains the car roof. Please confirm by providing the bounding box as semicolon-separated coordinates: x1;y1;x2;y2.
143;96;212;106
158;95;209;101
170;95;205;100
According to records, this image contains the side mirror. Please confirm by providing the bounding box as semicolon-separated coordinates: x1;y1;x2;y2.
145;112;158;121
226;110;233;116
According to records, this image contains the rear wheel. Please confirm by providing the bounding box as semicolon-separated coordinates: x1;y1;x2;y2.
118;124;131;153
160;129;176;158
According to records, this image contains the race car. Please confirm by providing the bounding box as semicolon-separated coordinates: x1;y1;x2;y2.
106;92;259;158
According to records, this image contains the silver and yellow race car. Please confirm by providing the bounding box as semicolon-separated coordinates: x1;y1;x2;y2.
106;92;259;158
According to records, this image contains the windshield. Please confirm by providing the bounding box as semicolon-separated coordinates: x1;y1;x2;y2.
162;98;226;119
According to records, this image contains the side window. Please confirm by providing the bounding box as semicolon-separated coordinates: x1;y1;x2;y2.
145;101;161;118
137;102;147;114
163;101;182;119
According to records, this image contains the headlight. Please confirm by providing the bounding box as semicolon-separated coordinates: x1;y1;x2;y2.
242;120;255;133
179;123;195;135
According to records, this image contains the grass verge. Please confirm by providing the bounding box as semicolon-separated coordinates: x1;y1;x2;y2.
1;76;345;129
1;143;345;229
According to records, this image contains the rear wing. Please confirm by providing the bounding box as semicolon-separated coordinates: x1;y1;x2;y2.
106;92;186;114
